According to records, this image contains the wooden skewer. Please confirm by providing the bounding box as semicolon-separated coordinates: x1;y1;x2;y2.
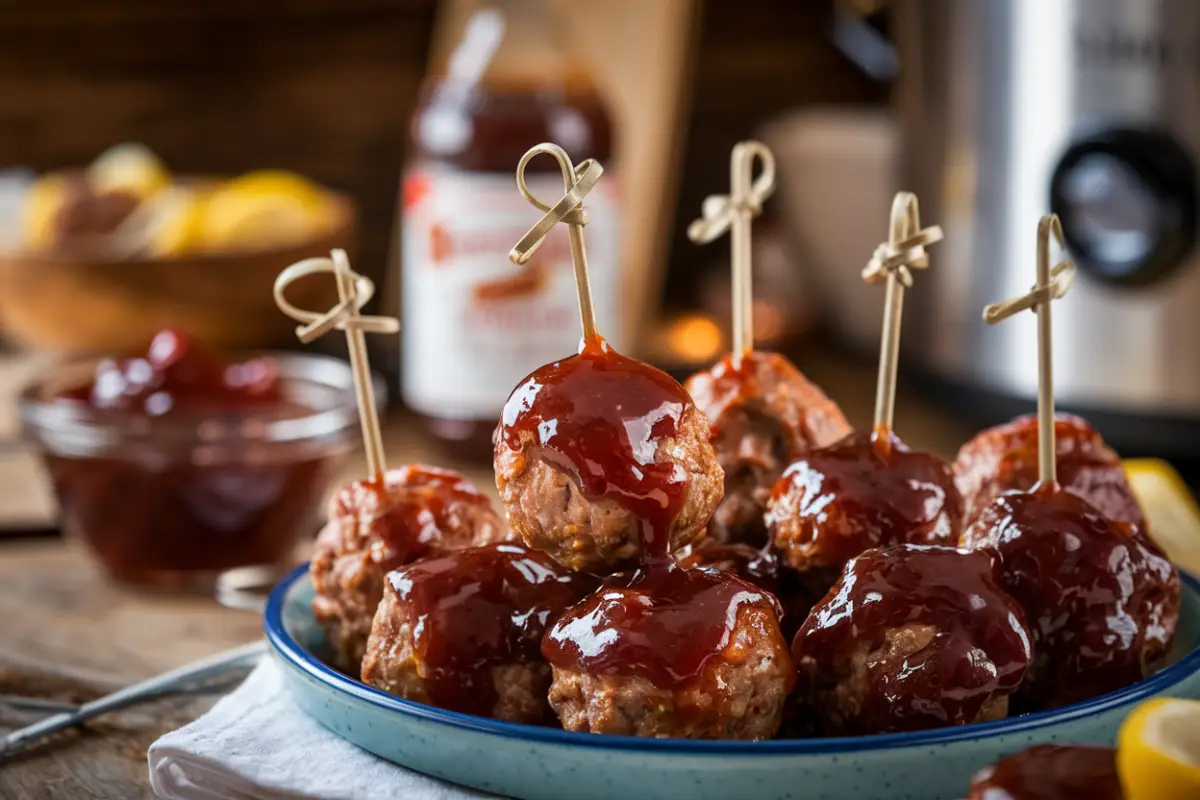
862;192;943;440
983;215;1076;485
510;143;605;345
687;140;776;369
274;248;400;478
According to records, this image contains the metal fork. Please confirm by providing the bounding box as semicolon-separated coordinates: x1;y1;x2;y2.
0;640;265;760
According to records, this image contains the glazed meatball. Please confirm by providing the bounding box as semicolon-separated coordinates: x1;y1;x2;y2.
361;543;597;724
310;465;510;672
676;540;780;595
767;430;962;599
543;566;794;739
966;746;1121;800
961;486;1180;710
495;338;722;573
791;544;1033;736
955;413;1144;529
685;351;851;546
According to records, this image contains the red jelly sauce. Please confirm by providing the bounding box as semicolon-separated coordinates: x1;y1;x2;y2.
385;542;598;717
961;484;1180;710
499;335;692;557
542;563;783;688
769;428;962;570
967;745;1122;800
334;465;496;569
44;330;331;588
794;544;1033;733
59;329;281;414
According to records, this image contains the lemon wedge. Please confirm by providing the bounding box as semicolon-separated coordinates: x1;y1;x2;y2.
1125;459;1200;575
1117;697;1200;800
88;142;171;200
197;170;332;251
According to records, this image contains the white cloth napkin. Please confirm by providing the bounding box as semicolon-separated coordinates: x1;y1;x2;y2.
148;661;498;800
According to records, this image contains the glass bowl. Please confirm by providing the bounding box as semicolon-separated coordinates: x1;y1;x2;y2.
19;352;363;590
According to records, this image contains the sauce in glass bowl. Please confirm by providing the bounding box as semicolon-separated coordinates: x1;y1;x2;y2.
20;330;363;589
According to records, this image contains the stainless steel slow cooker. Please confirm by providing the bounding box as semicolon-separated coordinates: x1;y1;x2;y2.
893;0;1200;455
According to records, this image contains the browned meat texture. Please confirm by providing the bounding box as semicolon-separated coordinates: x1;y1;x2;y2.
361;584;554;725
954;413;1145;529
495;405;722;573
686;352;851;546
547;605;793;739
309;465;510;673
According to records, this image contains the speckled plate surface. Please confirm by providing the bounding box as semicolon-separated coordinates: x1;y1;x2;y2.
265;565;1200;800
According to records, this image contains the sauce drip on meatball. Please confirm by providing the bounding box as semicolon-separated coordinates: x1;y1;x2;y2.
335;465;496;567
961;484;1180;710
793;544;1032;734
543;565;783;689
966;745;1122;800
767;428;962;577
375;542;598;718
954;413;1144;530
499;335;694;557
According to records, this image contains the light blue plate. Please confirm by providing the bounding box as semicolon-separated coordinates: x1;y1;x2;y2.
265;566;1200;800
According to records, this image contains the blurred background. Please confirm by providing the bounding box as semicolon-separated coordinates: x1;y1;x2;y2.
3;0;1200;581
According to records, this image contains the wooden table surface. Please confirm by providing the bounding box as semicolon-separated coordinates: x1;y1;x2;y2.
0;352;973;800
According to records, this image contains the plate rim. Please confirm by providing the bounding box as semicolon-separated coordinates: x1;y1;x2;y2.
265;562;1200;755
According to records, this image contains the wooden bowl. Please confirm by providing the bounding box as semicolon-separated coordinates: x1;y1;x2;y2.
0;193;355;353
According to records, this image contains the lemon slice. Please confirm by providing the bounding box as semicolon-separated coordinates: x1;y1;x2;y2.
1117;697;1200;800
88;142;171;200
22;173;69;250
1125;459;1200;575
197;170;332;251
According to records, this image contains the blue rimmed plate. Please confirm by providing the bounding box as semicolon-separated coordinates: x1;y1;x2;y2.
264;565;1200;800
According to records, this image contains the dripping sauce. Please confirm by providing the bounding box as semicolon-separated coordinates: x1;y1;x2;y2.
499;335;692;558
385;542;598;717
795;544;1033;733
770;428;961;569
334;465;496;570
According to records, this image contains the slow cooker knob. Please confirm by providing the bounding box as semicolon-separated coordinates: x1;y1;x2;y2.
1050;127;1196;287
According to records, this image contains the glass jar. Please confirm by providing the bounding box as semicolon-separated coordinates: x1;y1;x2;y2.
401;0;620;463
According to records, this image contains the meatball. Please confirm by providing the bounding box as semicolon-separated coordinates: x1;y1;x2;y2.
495;338;723;573
954;413;1144;529
543;566;793;739
310;465;510;672
767;429;962;599
961;485;1180;710
966;745;1122;800
685;351;851;546
791;544;1033;736
676;540;780;595
361;542;597;724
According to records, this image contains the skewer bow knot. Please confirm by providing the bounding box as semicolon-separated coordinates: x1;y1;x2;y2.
862;193;943;288
687;141;776;245
510;143;604;265
274;249;400;344
983;215;1076;324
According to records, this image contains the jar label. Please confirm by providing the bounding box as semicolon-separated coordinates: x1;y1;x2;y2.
400;164;621;420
